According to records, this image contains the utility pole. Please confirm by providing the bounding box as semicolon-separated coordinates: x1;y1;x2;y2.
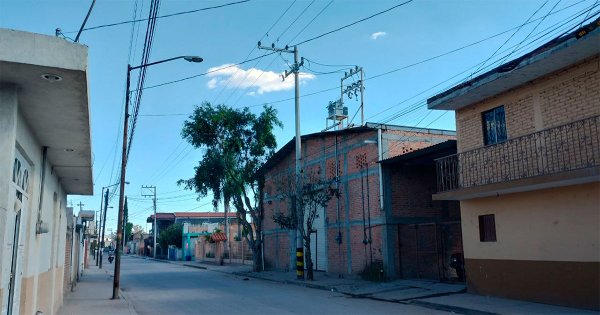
99;189;108;269
258;42;304;279
77;201;85;212
123;196;128;252
94;210;99;261
96;188;104;266
141;186;157;258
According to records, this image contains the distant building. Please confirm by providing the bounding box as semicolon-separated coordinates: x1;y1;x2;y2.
428;19;599;310
261;123;456;278
146;212;236;258
0;29;93;314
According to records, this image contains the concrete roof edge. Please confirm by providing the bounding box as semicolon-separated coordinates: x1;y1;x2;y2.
427;18;600;110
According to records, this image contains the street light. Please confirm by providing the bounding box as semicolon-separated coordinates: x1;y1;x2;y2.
113;55;203;299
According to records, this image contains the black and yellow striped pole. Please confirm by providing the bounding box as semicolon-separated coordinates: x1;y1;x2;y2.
296;247;304;279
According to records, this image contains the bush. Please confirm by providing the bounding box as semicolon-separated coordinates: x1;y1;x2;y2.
158;223;183;249
360;260;385;282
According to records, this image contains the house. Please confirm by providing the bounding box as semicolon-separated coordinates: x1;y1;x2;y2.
261;123;455;278
146;212;236;258
380;140;463;282
0;29;93;315
427;19;599;310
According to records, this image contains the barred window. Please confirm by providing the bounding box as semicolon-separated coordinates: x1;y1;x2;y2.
478;214;497;242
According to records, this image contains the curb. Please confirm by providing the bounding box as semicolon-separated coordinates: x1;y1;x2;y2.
230;271;335;292
130;256;500;315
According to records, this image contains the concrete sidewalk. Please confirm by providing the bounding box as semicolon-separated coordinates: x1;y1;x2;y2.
137;256;596;315
58;262;137;315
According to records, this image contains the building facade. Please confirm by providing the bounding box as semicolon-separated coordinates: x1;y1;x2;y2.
0;29;93;315
261;123;455;279
428;20;599;310
380;140;463;282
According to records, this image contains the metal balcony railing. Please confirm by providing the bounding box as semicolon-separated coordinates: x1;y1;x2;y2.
436;115;600;193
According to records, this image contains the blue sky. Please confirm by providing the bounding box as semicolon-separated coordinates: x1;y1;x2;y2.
1;0;596;231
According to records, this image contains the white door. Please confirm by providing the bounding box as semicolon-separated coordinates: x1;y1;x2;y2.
6;152;30;315
309;206;327;272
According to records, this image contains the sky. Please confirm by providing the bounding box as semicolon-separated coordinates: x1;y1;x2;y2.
1;0;597;232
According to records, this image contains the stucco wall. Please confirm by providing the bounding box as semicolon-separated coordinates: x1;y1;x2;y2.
455;55;600;153
1;86;69;315
460;182;599;262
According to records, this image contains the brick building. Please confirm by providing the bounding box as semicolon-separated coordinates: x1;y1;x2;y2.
380;140;462;281
261;123;455;279
428;19;599;309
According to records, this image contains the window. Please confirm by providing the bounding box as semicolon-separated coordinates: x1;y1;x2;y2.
482;106;507;145
478;214;497;242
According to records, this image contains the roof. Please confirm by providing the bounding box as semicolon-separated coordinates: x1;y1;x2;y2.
427;18;600;111
210;232;227;242
0;28;93;195
379;140;457;166
146;213;175;223
173;212;235;219
147;212;234;223
260;122;456;174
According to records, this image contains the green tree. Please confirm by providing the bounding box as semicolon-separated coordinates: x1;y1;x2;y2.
125;222;134;242
179;102;281;272
158;223;183;249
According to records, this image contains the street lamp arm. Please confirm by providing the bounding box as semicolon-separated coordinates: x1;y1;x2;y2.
130;55;203;70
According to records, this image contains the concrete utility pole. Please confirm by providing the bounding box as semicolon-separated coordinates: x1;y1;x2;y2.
141;186;157;258
96;188;104;266
258;42;304;279
341;66;365;126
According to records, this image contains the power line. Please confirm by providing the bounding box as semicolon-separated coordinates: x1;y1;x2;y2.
292;0;415;46
64;0;251;33
472;0;549;76
211;0;298;104
227;0;323;107
136;0;586;96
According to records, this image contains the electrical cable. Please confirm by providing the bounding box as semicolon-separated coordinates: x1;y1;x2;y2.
64;0;251;33
292;0;415;46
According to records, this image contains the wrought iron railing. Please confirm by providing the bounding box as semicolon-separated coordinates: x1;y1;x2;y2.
436;115;600;193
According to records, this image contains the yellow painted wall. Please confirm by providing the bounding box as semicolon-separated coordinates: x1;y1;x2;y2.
455;55;600;153
460;182;600;262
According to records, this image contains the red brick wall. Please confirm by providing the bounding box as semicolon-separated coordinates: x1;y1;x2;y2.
390;165;460;219
262;127;455;276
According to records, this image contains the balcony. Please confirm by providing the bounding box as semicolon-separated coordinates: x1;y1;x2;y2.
435;115;600;200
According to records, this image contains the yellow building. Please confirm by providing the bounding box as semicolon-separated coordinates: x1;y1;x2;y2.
428;20;599;310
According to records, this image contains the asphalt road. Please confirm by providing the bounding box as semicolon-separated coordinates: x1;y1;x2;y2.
119;256;449;315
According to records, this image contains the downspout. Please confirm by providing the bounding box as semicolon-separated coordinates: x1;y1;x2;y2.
36;146;49;234
335;133;343;277
377;130;384;210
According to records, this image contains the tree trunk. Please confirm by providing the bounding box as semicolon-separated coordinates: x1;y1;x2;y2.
252;241;262;272
304;240;313;280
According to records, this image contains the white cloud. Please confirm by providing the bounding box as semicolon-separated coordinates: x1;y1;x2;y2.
370;31;387;40
206;64;315;94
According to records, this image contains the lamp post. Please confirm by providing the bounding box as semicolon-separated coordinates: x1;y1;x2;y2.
112;55;203;299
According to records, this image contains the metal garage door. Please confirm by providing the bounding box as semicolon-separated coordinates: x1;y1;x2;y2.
309;206;327;272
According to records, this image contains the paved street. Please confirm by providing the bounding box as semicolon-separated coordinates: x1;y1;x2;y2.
119;256;449;315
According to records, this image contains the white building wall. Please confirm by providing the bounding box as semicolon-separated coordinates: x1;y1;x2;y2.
1;85;70;315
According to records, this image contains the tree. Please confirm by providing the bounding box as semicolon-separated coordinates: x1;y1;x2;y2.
125;222;133;242
158;223;183;249
273;169;334;280
179;102;281;272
